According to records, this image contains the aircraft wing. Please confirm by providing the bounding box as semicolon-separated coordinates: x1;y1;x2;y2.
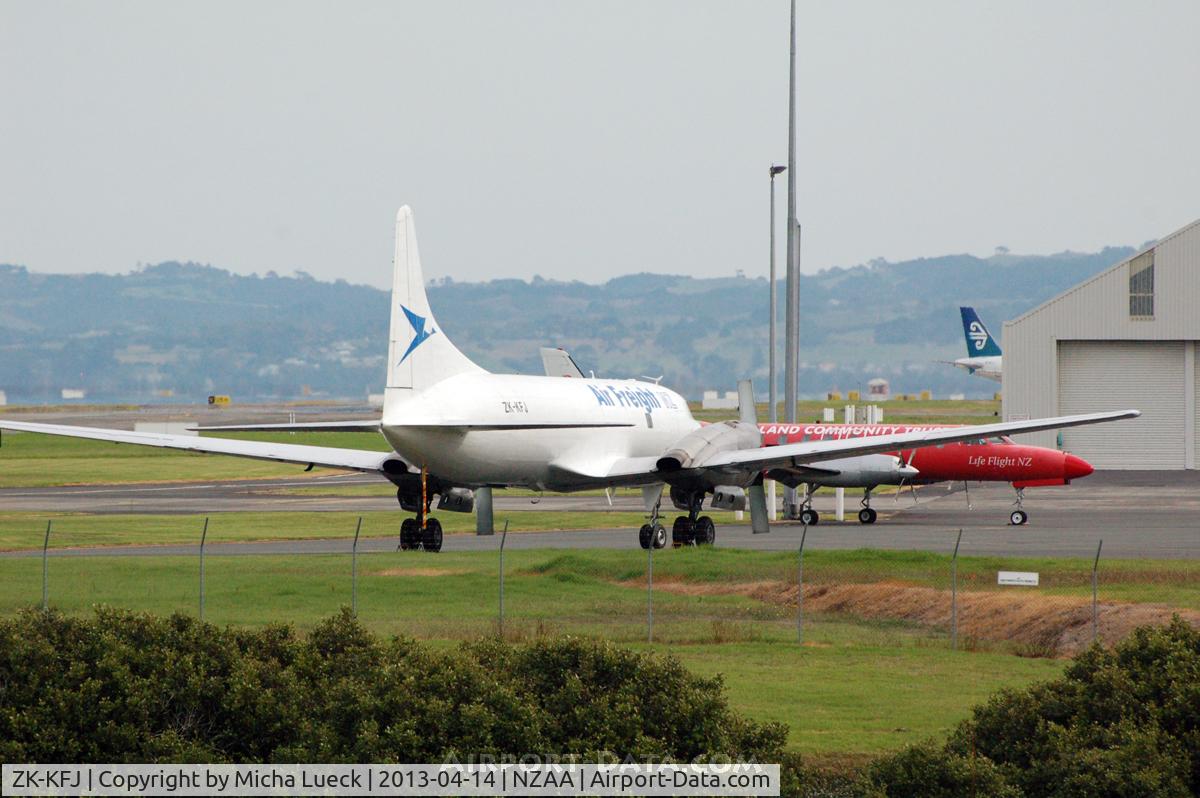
599;409;1139;483
0;420;405;473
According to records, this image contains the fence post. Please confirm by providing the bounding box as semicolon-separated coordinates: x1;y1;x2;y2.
646;500;662;644
41;520;52;611
498;520;509;636
352;516;362;616
647;531;654;643
199;517;209;621
1092;539;1103;645
951;528;962;650
797;522;808;643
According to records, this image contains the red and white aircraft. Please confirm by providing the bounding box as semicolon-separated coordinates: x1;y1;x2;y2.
760;422;1094;526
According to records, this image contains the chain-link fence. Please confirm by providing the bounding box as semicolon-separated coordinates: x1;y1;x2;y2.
789;527;1200;658
6;515;1199;657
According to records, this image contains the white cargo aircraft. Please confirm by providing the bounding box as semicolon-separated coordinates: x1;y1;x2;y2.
0;208;1136;551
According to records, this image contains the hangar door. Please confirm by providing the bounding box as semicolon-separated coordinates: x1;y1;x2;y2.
1057;341;1186;469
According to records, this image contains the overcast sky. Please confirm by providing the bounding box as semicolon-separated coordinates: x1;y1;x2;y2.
2;1;1198;288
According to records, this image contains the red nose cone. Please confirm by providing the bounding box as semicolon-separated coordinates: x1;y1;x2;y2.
1064;453;1094;480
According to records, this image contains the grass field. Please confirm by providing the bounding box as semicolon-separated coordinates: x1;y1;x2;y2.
0;509;745;551
0;546;1067;756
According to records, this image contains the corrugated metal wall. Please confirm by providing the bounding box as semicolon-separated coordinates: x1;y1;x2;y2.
1003;218;1200;466
1057;341;1185;469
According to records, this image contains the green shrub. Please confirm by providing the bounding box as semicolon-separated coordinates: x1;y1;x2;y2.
865;617;1198;797
861;742;1019;798
0;606;788;767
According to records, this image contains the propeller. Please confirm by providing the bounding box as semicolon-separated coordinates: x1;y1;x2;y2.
737;379;771;534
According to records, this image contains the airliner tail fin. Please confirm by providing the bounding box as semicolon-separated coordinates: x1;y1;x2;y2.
959;306;1002;357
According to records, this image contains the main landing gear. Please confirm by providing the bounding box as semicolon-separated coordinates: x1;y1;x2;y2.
637;488;719;549
668;492;716;547
858;488;878;525
399;517;443;552
671;514;715;546
397;487;443;552
1009;487;1029;526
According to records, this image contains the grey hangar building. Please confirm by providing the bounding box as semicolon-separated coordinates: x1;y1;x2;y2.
1002;217;1200;470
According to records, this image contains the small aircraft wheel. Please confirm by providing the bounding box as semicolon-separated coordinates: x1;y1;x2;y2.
422;518;443;552
858;507;877;525
800;509;819;526
652;524;668;549
672;516;694;546
695;516;716;545
1010;510;1028;526
399;518;418;550
638;523;653;549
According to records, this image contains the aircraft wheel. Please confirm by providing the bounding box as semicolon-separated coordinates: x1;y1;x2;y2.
1009;510;1028;526
652;524;668;549
695;516;716;545
858;507;877;525
422;518;443;552
672;516;694;546
638;524;653;549
800;509;819;526
399;518;419;550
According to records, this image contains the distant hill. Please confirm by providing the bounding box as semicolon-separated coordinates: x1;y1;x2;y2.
0;246;1134;403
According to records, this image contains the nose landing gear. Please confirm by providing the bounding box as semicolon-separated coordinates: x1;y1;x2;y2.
1009;487;1029;525
798;483;820;526
639;522;667;549
858;488;878;524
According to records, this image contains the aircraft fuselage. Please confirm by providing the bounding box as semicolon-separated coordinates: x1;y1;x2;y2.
381;373;698;490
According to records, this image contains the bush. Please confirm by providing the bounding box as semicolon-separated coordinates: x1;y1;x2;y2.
862;742;1019;798
0;606;788;766
864;617;1199;797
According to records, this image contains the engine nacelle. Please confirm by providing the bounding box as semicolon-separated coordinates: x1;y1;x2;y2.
794;454;918;488
437;487;475;513
657;421;762;473
709;485;748;511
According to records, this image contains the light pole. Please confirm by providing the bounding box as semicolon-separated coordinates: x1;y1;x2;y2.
783;0;800;519
769;165;786;425
769;165;786;523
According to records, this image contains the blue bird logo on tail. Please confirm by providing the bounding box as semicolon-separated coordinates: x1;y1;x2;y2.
398;305;436;364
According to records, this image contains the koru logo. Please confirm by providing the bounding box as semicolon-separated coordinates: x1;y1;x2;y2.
968;321;989;351
398;305;436;364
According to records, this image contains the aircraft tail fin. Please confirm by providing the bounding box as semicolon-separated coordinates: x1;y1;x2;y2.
959;306;1002;357
384;207;485;413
